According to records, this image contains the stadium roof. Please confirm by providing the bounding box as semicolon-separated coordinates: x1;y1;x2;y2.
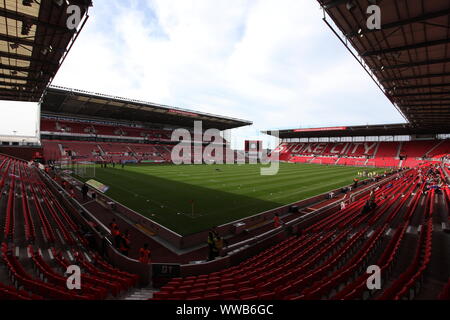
0;0;91;102
41;85;253;130
264;123;450;139
317;0;450;130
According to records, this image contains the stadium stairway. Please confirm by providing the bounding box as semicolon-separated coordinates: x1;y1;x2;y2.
122;288;156;300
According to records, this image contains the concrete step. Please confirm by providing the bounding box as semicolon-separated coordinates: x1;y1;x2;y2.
120;288;155;300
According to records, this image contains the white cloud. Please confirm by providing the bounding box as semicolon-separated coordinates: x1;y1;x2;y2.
0;0;405;143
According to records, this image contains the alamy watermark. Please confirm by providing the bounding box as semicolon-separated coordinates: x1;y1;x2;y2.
171;121;279;175
366;5;381;31
366;265;381;290
66;265;81;290
66;5;83;30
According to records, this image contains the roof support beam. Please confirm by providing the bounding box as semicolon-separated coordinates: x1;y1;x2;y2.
0;62;31;73
0;51;58;66
0;63;54;82
0;80;36;88
362;38;450;57
392;83;450;90
409;116;450;119
397;98;450;103
381;72;450;83
378;57;450;70
0;34;65;53
347;9;450;37
0;91;35;99
0;73;52;83
0;7;73;34
392;91;450;97
403;105;450;109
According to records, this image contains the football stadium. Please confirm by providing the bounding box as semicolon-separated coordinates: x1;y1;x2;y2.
0;0;449;306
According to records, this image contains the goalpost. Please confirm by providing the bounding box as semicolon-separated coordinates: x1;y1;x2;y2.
72;161;96;179
58;160;96;179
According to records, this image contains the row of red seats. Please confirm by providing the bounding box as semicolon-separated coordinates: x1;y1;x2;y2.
333;181;426;300
296;224;388;300
305;177;406;233
28;178;55;243
438;280;450;300
4;166;16;241
34;183;75;245
28;246;106;299
276;141;449;159
72;249;136;292
0;154;141;299
278;178;415;299
91;252;139;286
51;248;122;297
41;140;174;163
400;141;439;158
154;166;438;300
0;280;41;300
41;119;172;140
378;213;433;300
1;243;91;300
18;163;36;242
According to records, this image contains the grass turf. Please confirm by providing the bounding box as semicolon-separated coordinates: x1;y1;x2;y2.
75;163;385;235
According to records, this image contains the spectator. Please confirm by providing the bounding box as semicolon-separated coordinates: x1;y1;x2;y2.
215;234;224;257
274;213;281;228
353;178;359;189
361;201;372;215
81;183;89;201
119;231;131;257
139;244;151;264
369;189;376;203
68;186;76;199
207;228;219;261
109;219;121;248
109;219;118;232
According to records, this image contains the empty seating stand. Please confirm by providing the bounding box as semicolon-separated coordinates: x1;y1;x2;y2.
0;154;140;300
274;141;448;169
153;165;447;300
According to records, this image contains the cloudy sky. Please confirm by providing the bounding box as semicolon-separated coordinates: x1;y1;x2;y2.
1;0;405;148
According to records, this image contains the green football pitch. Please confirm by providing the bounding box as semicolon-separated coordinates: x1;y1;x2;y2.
75;163;385;235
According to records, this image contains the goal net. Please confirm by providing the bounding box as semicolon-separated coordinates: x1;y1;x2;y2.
70;161;96;179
